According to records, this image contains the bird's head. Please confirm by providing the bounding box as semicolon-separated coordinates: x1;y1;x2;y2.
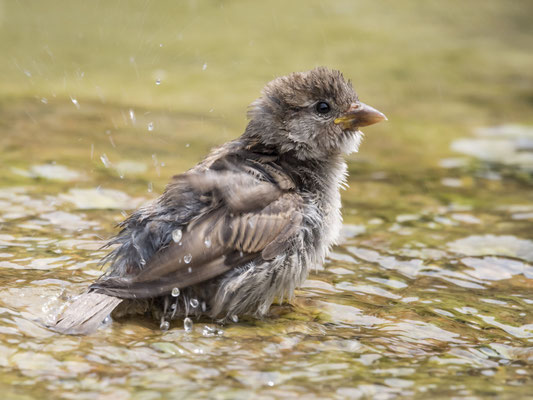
245;67;386;160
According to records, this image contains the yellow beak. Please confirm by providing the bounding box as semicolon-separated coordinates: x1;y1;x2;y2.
334;102;387;129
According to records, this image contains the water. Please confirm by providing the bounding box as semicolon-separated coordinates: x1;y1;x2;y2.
0;106;531;399
0;0;532;398
190;299;199;308
184;317;193;333
172;228;182;243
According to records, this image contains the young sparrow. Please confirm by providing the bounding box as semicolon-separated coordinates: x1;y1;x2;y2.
52;67;386;334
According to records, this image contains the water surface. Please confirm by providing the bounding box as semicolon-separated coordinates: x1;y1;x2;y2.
0;1;532;398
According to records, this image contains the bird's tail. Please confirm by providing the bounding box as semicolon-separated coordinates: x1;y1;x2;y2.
49;291;122;335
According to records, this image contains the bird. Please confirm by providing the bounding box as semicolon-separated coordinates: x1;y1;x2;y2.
51;67;386;334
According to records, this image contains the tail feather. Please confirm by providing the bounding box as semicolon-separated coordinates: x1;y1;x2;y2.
50;292;122;335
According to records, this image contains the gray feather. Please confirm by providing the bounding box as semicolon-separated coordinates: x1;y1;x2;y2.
50;292;122;335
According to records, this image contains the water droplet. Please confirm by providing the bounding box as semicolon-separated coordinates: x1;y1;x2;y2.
190;298;199;308
184;254;192;264
71;97;80;109
100;153;111;168
155;79;161;85
148;122;154;131
41;97;48;104
139;258;146;266
202;325;223;337
202;62;207;71
170;302;177;310
159;43;163;47
171;287;180;297
184;317;193;332
185;143;190;148
201;301;207;312
204;238;211;248
172;228;182;243
231;315;239;323
160;320;170;331
147;182;153;193
267;381;274;387
129;109;136;124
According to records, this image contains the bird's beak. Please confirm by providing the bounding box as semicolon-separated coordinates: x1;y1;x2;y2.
334;102;387;130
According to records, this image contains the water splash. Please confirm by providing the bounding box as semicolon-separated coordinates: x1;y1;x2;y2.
70;97;80;109
160;320;170;331
100;154;111;168
172;229;182;243
184;317;193;332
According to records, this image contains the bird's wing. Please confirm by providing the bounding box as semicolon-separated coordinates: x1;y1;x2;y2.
91;173;303;299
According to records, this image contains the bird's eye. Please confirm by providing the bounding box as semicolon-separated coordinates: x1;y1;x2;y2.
316;101;331;114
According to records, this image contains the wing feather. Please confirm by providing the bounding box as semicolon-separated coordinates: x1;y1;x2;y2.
91;189;303;299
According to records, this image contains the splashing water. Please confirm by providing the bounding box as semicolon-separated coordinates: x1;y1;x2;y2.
100;154;111;168
184;317;193;332
172;229;182;243
70;97;80;109
160;320;170;331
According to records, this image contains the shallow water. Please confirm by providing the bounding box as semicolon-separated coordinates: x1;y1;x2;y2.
0;100;531;399
1;1;533;399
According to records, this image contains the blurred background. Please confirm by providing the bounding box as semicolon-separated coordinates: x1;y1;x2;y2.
2;0;532;183
0;1;532;399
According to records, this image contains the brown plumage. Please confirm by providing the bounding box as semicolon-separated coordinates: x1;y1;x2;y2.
51;67;386;334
